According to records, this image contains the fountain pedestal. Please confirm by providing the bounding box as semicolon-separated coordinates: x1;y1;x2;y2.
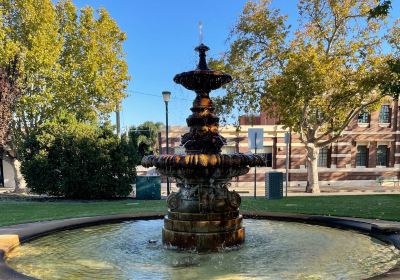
142;43;265;251
163;212;245;251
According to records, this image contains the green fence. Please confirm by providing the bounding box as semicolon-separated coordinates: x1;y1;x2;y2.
136;176;161;200
265;172;283;199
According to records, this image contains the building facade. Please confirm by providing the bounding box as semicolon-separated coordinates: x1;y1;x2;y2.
158;98;400;190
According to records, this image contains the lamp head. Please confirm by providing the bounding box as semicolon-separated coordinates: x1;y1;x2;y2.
162;91;171;102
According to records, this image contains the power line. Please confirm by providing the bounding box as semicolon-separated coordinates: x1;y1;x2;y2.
127;90;192;101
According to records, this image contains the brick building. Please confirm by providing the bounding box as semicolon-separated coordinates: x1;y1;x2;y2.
157;97;400;191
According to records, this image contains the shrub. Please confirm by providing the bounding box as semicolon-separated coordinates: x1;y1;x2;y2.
21;118;137;199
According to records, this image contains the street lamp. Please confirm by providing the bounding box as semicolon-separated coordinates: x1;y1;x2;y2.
162;91;171;196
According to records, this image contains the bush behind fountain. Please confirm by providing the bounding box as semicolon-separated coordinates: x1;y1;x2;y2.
20;114;137;199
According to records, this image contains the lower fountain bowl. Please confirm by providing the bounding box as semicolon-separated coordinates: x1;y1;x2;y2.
163;227;245;251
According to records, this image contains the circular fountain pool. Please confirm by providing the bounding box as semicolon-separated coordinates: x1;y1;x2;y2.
6;219;400;280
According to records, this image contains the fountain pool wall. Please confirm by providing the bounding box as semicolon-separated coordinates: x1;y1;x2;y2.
1;212;400;280
5;219;400;280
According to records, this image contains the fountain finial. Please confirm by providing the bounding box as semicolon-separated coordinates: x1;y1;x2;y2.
195;43;210;70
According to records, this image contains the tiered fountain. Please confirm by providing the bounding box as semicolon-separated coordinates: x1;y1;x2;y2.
142;43;265;251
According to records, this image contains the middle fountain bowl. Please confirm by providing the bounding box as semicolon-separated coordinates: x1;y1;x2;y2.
142;43;266;252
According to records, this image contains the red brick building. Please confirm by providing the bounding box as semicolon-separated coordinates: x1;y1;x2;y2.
157;97;400;191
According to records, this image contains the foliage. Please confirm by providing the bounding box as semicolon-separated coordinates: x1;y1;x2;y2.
368;0;391;19
209;0;289;116
212;0;392;192
0;0;129;148
20;115;137;199
128;121;162;162
383;20;400;98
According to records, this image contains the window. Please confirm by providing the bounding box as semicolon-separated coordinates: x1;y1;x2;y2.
376;145;388;166
265;153;272;167
356;145;368;167
379;105;390;123
174;146;185;155
358;112;369;124
318;147;328;167
222;146;236;155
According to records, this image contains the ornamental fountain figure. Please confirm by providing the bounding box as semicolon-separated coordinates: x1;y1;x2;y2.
142;43;265;251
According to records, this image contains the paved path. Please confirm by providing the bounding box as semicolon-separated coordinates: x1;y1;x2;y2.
3;185;400;199
160;183;400;197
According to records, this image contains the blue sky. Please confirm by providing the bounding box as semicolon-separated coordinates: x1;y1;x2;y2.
72;0;399;129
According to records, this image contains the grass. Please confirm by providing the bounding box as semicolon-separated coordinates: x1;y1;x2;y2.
241;195;400;221
1;195;400;227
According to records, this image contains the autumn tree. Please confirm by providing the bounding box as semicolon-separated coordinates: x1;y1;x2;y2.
0;62;18;147
0;59;21;189
0;0;129;190
211;0;392;193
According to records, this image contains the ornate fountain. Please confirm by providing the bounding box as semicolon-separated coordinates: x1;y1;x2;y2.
141;43;265;251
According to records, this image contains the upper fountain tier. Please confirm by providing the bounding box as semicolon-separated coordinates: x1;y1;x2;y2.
173;44;232;93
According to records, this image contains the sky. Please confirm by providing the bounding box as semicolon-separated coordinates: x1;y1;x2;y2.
71;0;400;130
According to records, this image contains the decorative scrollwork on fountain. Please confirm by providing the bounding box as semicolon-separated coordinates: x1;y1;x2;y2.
228;190;241;209
167;193;179;211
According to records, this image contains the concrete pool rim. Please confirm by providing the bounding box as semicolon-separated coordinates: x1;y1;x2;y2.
0;211;399;280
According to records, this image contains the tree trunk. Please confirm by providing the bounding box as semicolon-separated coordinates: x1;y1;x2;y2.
11;157;26;193
305;143;320;193
3;150;26;193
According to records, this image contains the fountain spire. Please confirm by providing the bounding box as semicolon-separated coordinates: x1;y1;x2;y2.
199;20;203;45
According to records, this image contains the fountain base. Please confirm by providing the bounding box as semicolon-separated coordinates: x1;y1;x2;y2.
162;211;245;251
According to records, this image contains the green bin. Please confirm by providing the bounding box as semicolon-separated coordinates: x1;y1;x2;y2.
265;172;283;199
136;176;161;200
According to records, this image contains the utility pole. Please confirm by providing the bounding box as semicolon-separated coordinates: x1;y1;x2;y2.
254;132;257;199
285;131;291;197
116;103;121;137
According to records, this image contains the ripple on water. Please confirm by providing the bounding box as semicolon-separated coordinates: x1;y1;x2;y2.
5;219;400;280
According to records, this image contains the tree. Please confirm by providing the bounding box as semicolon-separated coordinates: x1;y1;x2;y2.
211;0;391;193
384;19;400;98
0;0;129;190
5;0;129;141
128;121;162;163
20;114;137;199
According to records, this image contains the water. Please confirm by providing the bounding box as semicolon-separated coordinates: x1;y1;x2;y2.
6;219;400;280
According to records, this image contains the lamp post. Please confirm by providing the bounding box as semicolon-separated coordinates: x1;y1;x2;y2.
162;91;171;196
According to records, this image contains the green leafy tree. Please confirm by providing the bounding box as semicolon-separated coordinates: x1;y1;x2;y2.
20;114;137;199
54;2;128;121
129;121;162;163
211;0;391;193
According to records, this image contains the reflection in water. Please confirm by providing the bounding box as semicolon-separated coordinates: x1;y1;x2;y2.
6;219;400;280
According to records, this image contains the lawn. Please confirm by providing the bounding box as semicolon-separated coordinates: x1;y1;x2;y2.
1;195;400;227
